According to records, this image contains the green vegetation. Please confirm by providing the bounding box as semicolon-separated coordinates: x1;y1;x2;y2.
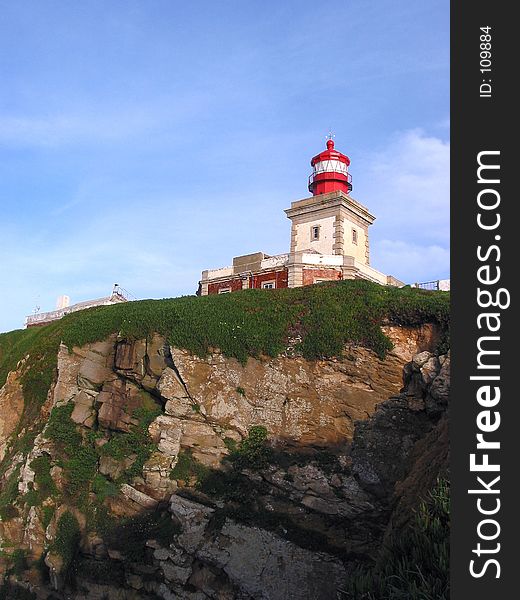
11;549;28;577
223;437;238;452
41;505;55;529
43;396;159;504
0;282;449;466
45;404;81;451
91;474;119;502
170;426;271;489
99;402;161;482
52;511;81;569
196;428;352;556
0;324;64;472
0;464;22;520
341;477;450;600
169;449;209;485
0;393;161;526
227;425;271;470
190;427;343;505
45;404;97;499
66;446;98;498
30;455;58;501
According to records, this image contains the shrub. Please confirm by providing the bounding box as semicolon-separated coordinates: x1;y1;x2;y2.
45;404;81;452
41;505;55;529
92;474;119;501
44;405;98;499
30;454;58;501
170;449;209;485
228;425;271;470
65;445;98;497
11;548;28;577
53;511;81;569
199;427;272;503
0;464;22;520
99;402;161;484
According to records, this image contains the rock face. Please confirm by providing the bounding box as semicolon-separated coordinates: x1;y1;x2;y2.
0;326;448;599
351;353;450;500
0;365;25;462
167;505;347;600
169;346;407;445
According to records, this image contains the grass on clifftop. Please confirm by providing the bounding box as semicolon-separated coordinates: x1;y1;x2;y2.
1;279;449;373
0;280;449;468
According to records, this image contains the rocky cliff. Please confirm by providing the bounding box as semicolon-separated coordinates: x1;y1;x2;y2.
0;282;449;599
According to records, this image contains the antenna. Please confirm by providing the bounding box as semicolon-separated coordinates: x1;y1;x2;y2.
326;129;335;141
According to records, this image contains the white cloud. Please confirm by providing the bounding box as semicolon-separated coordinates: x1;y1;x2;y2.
356;128;450;282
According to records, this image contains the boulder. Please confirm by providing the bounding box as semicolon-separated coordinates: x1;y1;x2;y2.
71;390;97;427
120;484;159;509
97;380;141;431
195;519;347;600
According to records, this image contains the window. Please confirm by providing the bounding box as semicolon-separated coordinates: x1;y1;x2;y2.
218;288;231;294
352;228;358;244
311;225;320;241
262;281;276;289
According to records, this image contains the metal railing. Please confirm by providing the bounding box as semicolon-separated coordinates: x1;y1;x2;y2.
308;171;352;193
412;279;450;291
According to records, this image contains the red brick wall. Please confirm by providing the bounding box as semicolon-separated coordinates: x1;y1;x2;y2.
208;267;340;294
252;269;288;290
302;268;342;286
207;278;244;295
207;269;289;295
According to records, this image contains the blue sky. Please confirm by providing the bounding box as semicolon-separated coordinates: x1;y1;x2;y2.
0;0;449;333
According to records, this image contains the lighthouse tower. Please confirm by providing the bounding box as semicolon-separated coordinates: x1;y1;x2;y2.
284;137;379;287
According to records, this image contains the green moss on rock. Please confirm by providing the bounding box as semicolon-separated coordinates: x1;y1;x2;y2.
53;511;81;568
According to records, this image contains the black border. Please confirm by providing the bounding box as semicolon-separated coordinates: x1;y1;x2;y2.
451;1;515;596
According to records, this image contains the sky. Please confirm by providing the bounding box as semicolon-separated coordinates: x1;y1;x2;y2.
0;0;449;333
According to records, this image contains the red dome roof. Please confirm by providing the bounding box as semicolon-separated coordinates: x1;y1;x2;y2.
310;139;350;167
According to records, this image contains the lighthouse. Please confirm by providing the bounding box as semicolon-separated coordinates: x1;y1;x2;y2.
198;137;402;295
285;138;373;267
308;138;353;196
